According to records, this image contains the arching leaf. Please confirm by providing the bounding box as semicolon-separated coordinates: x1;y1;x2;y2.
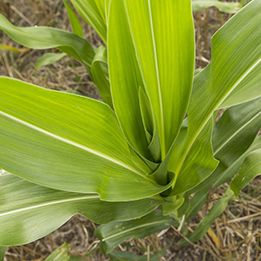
0;14;94;67
0;174;161;246
0;77;168;201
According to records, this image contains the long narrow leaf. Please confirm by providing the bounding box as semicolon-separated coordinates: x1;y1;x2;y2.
183;143;261;243
124;0;195;157
139;87;161;162
0;77;168;201
64;0;84;37
231;149;261;196
0;174;160;246
108;0;152;159
184;138;261;221
213;98;261;167
71;0;106;42
180;100;261;220
171;0;261;180
173;120;218;194
35;52;66;69
96;212;173;253
0;14;94;67
220;61;261;108
91;46;112;106
184;188;234;243
0;247;5;261
45;244;70;261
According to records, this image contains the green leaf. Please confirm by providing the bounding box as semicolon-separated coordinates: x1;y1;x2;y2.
220;61;261;108
35;52;66;69
180;100;261;220
231;149;261;196
162;194;185;218
64;0;84;37
138;87;153;144
213;98;261;168
0;77;168;201
192;0;241;13
0;174;161;246
108;0;152;159
184;188;234;243
90;46;112;106
241;0;252;5
171;0;261;180
45;244;70;261
0;174;97;246
173;119;218;194
69;256;84;261
123;0;195;157
184;141;261;243
0;14;94;67
139;87;160;162
212;136;261;193
94;0;107;20
96;212;173;253
0;247;6;261
71;0;106;42
183;137;261;221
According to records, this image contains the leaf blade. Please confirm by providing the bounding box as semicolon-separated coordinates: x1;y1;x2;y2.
0;77;167;201
231;149;261;196
124;0;195;157
0;14;94;67
96;212;173;253
35;52;66;69
0;247;6;261
172;0;261;179
220;61;261;108
45;244;70;261
71;0;106;42
64;0;84;37
182;98;261;220
108;0;151;159
90;46;112;106
0;174;161;246
173;119;219;194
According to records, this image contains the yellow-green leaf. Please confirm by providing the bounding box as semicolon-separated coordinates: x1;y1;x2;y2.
0;77;168;201
124;0;195;158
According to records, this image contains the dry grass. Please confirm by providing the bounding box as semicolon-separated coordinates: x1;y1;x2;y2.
0;0;260;260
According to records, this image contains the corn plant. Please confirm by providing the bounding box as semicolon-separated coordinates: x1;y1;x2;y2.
0;0;260;259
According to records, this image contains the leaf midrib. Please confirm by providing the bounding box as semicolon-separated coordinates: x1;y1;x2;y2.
101;220;169;242
147;0;166;159
0;111;144;177
0;195;98;217
214;111;261;155
176;58;261;176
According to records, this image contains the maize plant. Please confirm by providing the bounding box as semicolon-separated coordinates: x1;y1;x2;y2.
0;0;260;259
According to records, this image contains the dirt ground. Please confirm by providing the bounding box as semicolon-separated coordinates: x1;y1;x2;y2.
0;0;260;260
